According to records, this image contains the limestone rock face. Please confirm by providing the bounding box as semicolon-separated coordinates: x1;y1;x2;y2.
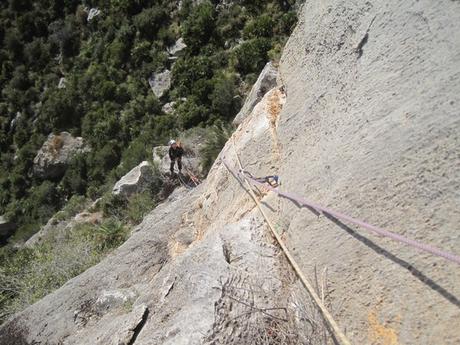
148;70;171;98
232;61;278;126
33;132;89;179
112;161;154;197
2;1;460;345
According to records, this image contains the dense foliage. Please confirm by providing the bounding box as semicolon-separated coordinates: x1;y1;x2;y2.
0;0;297;241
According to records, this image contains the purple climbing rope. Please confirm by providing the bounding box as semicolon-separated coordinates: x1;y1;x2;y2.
221;159;460;266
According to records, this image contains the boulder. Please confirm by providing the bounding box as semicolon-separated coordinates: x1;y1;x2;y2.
152;146;171;175
232;61;278;126
167;38;187;56
162;101;176;114
87;8;101;21
10;112;21;130
33;132;89;179
112;161;154;197
24;210;101;248
148;70;171;98
57;77;66;89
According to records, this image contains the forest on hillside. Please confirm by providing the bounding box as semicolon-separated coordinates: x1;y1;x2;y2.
0;0;298;243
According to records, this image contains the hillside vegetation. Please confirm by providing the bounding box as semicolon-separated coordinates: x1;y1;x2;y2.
0;0;298;326
0;0;297;242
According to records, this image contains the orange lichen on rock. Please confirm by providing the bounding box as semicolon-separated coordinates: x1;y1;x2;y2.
368;310;400;345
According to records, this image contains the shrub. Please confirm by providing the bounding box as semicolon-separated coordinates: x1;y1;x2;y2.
243;14;274;39
0;216;129;323
200;122;232;175
100;193;127;219
61;154;88;196
133;6;168;39
181;1;216;53
210;72;241;120
233;37;272;75
172;55;213;97
90;218;128;251
126;193;156;224
175;98;210;129
53;195;87;222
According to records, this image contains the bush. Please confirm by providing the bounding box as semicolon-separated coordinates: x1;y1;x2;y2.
200;122;232;175
210;72;241;120
133;6;168;39
126;193;156;224
53;195;87;222
243;14;274;39
172;55;213;97
61;154;88;196
0;216;128;323
175;98;210;129
233;38;272;75
181;1;216;53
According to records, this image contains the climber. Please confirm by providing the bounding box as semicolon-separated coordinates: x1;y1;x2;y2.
168;139;184;175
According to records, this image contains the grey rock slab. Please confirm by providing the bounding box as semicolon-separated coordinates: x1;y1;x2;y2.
148;70;171;98
167;38;187;56
87;8;101;21
33;132;89;179
113;161;154;197
275;1;460;344
58;77;66;89
233;61;278;126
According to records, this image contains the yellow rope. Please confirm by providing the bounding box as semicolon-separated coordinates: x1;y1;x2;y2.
227;137;352;345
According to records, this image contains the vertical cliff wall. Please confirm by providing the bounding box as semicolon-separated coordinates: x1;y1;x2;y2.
271;0;460;343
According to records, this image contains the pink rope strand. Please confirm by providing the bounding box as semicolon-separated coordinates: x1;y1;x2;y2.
222;159;460;266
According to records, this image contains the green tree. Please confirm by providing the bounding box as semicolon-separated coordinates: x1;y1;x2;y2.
233;38;271;75
133;6;168;39
210;73;241;120
181;1;216;53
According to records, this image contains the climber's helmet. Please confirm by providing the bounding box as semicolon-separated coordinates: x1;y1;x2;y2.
169;139;177;148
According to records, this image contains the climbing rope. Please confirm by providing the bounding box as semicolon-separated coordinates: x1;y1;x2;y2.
237;166;460;266
223;138;352;345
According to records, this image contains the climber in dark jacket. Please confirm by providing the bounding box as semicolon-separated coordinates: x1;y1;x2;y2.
168;140;184;174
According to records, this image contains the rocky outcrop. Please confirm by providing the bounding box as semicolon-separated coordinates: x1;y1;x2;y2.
112;161;155;197
33;132;89;179
57;77;66;89
24;209;102;247
161;101;176;114
2;1;460;345
87;8;101;21
148;70;171;98
232;61;278;126
152;146;170;174
167;38;187;56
